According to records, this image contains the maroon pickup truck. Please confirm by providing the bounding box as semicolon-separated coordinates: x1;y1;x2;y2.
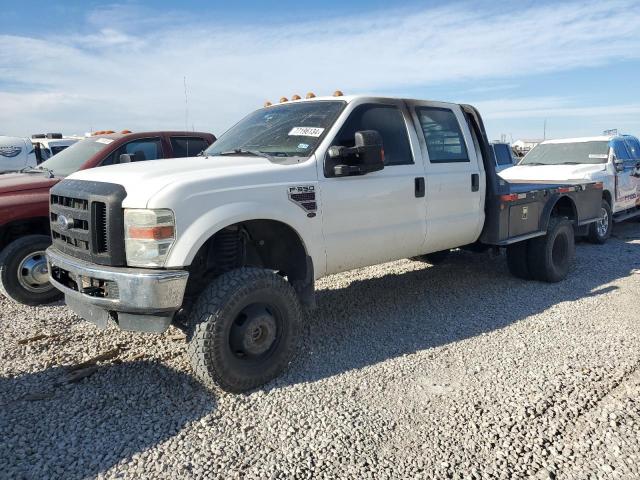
0;130;215;306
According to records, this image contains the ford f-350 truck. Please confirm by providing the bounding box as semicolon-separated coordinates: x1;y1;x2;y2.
45;96;603;392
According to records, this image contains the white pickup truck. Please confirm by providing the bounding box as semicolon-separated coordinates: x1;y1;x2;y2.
45;95;603;392
501;135;640;243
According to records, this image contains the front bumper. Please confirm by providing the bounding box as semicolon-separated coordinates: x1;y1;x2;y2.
46;247;188;333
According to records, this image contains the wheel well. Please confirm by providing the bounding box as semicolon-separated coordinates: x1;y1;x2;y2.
0;218;50;250
603;190;612;207
186;220;314;306
551;196;577;222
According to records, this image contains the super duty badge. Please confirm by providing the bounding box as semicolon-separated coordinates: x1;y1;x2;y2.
288;185;317;217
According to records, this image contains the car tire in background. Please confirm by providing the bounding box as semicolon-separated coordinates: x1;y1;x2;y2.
587;199;612;244
0;235;62;306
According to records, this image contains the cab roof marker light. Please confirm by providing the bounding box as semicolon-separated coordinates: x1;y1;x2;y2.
305;92;316;99
264;101;272;107
333;90;344;97
279;97;288;103
291;94;301;101
121;130;132;134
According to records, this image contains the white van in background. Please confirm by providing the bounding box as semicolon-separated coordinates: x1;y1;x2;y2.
0;136;38;173
500;134;640;244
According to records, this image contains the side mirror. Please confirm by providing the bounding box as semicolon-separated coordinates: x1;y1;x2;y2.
119;154;133;164
613;155;624;172
329;130;384;177
119;151;145;164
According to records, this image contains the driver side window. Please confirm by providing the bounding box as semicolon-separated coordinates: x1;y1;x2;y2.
332;104;413;167
101;137;163;166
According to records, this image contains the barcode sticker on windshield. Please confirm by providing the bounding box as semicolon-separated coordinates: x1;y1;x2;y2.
589;154;607;159
95;138;114;144
289;127;324;137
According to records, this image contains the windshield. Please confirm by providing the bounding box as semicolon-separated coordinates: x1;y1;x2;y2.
519;141;610;166
205;101;346;159
37;138;110;176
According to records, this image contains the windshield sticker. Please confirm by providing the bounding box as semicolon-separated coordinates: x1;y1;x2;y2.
289;127;325;137
297;143;309;149
95;138;114;145
588;154;608;159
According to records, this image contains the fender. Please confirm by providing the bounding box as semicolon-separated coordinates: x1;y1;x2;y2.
540;193;577;231
164;201;326;278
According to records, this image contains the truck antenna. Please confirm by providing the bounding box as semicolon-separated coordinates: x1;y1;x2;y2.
184;76;189;132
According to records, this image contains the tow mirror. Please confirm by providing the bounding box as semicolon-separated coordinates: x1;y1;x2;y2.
612;154;624;173
329;130;384;177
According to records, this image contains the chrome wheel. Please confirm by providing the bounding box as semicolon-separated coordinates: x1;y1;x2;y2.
596;207;609;237
17;251;51;293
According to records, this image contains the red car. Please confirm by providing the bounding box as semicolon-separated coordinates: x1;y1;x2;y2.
0;130;215;306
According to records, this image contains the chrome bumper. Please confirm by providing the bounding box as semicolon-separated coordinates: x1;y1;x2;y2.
46;247;189;333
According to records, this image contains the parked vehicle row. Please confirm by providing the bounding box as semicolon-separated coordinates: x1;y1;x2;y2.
38;94;604;392
500;134;640;243
0;131;215;305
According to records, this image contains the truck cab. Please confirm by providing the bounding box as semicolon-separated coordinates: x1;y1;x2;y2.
500;135;640;243
45;95;602;392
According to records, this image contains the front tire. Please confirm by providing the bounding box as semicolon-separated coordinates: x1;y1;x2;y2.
186;268;301;393
0;235;62;306
587;199;612;244
528;217;575;283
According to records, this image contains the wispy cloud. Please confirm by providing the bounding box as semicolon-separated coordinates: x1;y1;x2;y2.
1;0;639;136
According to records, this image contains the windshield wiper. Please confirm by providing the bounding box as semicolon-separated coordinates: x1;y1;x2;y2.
558;161;581;165
216;148;273;160
521;162;545;166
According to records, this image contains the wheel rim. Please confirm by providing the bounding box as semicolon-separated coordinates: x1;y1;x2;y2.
229;303;281;361
596;207;609;237
551;232;569;268
17;250;52;293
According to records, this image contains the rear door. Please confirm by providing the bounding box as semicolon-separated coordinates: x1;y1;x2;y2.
407;101;485;252
318;100;427;274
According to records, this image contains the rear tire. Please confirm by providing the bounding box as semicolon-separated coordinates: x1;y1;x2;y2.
0;235;62;306
186;267;301;393
527;217;575;283
411;250;450;265
506;241;532;279
587;199;612;244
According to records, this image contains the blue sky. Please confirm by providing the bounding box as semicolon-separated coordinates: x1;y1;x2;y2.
1;0;640;141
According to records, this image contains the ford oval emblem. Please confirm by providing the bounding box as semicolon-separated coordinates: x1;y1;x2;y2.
57;215;73;230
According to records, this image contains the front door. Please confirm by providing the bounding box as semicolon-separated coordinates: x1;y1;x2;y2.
319;101;427;275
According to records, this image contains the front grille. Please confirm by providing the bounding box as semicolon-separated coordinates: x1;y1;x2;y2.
50;180;127;266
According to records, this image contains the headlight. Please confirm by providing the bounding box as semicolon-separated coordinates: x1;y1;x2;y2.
124;209;175;267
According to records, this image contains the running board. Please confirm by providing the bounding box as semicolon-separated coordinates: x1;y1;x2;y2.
613;209;640;223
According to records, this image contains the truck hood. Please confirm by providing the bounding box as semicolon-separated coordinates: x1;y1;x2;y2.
0;172;59;195
499;163;606;182
66;155;307;207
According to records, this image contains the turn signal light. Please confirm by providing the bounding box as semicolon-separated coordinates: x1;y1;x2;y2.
128;225;175;240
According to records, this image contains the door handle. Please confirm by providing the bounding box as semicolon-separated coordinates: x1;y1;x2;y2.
471;173;479;192
415;177;425;197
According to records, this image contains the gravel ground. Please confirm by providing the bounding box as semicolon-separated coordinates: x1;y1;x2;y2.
1;222;639;479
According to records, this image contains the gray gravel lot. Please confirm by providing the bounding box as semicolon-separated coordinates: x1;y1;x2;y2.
1;223;639;479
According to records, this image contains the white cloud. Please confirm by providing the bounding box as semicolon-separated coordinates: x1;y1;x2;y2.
1;0;640;136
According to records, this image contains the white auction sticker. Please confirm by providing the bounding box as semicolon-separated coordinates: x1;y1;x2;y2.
288;127;325;137
588;154;607;159
95;138;114;144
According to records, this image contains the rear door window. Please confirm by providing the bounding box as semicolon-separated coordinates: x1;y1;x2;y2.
415;107;470;163
170;136;209;157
